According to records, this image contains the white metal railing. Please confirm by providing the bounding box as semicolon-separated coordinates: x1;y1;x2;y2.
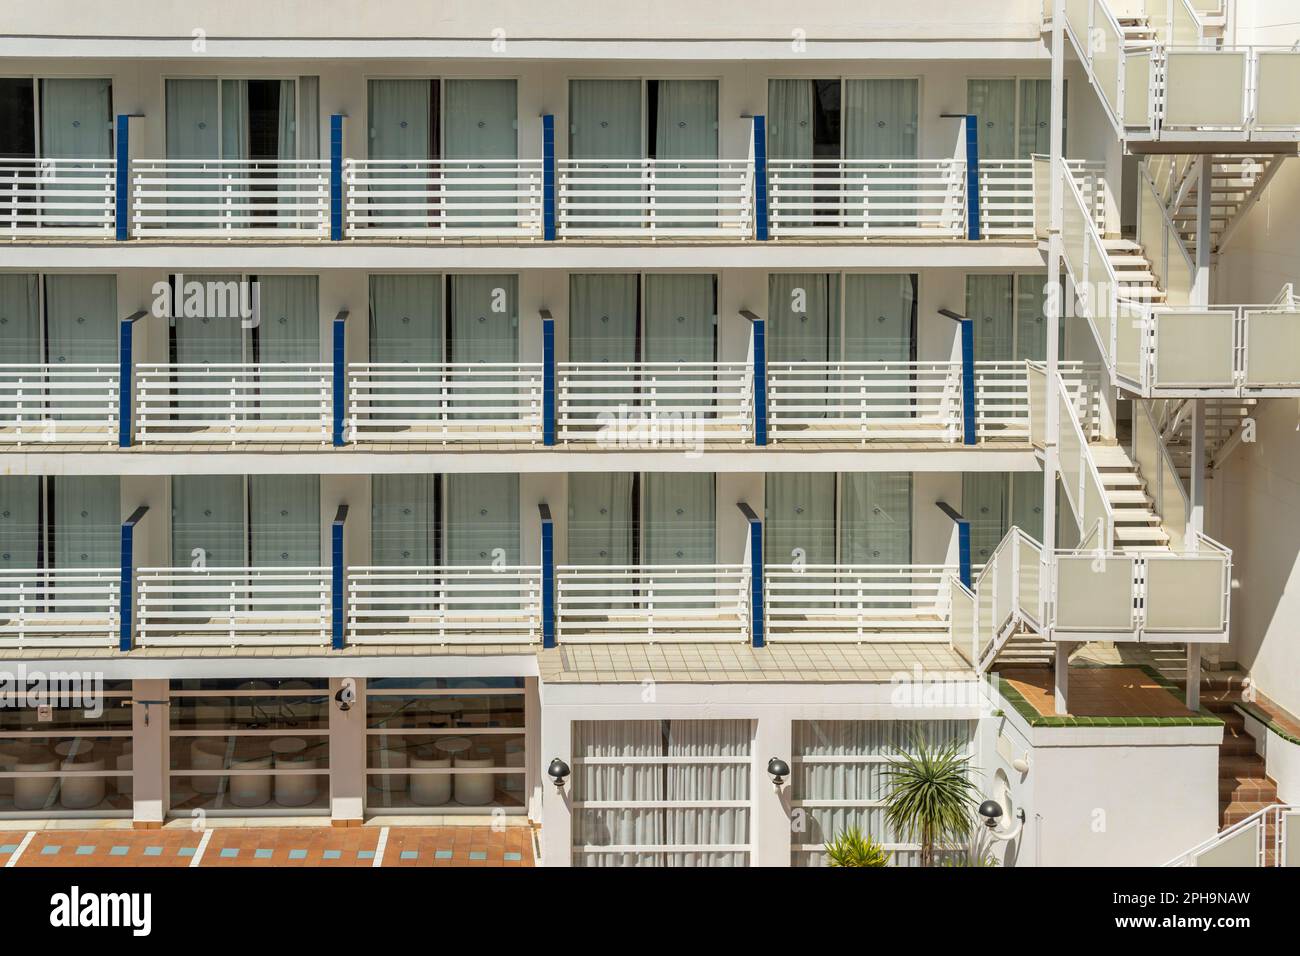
768;159;966;237
948;527;1045;671
344;159;543;238
347;363;543;443
1050;532;1231;641
557;159;753;238
0;158;115;236
0;365;119;444
556;565;748;642
346;566;541;644
1123;298;1300;397
1029;363;1115;547
985;159;1107;237
136;567;331;647
557;362;752;442
1133;398;1191;550
1137;164;1196;308
130;159;329;237
0;569;120;647
1165;803;1298;867
136;364;330;443
1063;0;1300;139
765;565;955;641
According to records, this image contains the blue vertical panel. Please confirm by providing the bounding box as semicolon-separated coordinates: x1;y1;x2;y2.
749;519;765;648
115;115;129;240
118;319;133;448
332;317;346;446
542;115;557;241
331;516;345;649
541;518;556;648
753;319;768;446
960;318;977;446
958;520;972;589
752;115;769;241
330;115;344;241
542;316;556;446
965;114;981;241
118;521;134;651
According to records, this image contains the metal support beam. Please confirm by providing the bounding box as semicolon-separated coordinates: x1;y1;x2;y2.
332;310;349;447
1186;644;1202;711
541;310;556;446
936;501;972;588
1054;642;1071;715
1043;8;1065;568
331;505;348;649
1194;156;1214;307
1190;397;1206;541
540;504;556;648
741;310;767;446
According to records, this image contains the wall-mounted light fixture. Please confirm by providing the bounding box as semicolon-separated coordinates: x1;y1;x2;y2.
767;757;790;790
978;799;1026;842
334;678;357;712
548;757;571;791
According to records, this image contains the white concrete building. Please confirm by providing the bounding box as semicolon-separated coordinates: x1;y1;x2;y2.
0;0;1298;867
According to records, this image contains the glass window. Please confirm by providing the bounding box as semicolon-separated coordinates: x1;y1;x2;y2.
365;679;527;812
572;719;751;866
791;719;975;866
167;679;330;815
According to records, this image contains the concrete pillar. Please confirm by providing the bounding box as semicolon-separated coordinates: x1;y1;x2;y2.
539;709;572;866
130;678;168;827
1185;645;1202;711
1054;643;1071;715
753;712;793;866
329;676;366;825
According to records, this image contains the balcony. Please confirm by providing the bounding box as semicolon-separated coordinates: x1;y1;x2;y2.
765;565;954;641
347;363;544;444
0;158;116;237
0;568;120;648
557;159;753;239
555;565;750;643
556;363;753;444
135;364;332;444
130;159;330;237
346;566;542;645
344;159;544;238
0;364;120;444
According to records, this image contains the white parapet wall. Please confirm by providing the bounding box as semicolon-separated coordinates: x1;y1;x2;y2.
981;679;1223;866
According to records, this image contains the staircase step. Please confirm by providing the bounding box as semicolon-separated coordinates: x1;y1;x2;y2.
1221;801;1277;827
1107;489;1154;505
1219;778;1278;802
1114;525;1171;544
1103;239;1141;251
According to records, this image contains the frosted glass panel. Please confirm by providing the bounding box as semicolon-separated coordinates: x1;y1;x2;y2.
1255;53;1300;129
1153;312;1234;388
1144;556;1225;632
1054;555;1135;632
1244;311;1300;386
1163;52;1247;129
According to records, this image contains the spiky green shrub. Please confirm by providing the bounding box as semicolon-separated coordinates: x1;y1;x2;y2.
824;827;890;867
883;735;981;867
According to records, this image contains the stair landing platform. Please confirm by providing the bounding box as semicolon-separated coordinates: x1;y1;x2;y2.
998;666;1199;719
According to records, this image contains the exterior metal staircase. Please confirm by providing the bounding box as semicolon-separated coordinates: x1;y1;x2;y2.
1167;155;1284;259
1090;441;1173;549
1158;397;1256;479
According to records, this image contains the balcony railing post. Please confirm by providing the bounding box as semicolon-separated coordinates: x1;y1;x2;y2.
330;114;345;241
540;504;556;648
940;309;977;445
119;506;147;651
332;505;347;649
118;311;144;448
937;501;972;589
752;115;769;240
541;310;556;446
542;114;557;241
332;310;349;447
742;310;767;446
114;114;132;240
738;503;764;648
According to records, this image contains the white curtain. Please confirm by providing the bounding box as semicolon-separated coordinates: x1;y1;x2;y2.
43;274;117;365
968;79;1016;160
1015;273;1066;362
844;274;914;362
298;76;320;160
792;719;974;866
844;79;918;159
370;474;435;566
1018;79;1065;159
841;473;912;566
249;475;319;567
768;273;836;364
0;273;40;364
654;80;717;160
767;79;814;160
569;79;641;159
443;473;519;566
220;80;249;160
569;274;638;420
172;273;245;365
966;274;1015;362
369;274;443;364
642;273;714;363
573;719;751;867
567;473;633;566
39;78;112;158
170;475;245;568
448;274;517;363
1012;472;1045;542
50;476;119;569
642;473;714;565
254;274;318;363
765;473;835;566
0;477;41;570
963;472;1010;564
166;79;220;159
368;79;431;160
444;79;517;159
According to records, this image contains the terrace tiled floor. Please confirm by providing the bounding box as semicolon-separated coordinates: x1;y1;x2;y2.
0;825;534;868
1001;666;1195;719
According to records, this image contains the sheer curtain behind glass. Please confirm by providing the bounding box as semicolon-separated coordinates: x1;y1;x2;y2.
0;275;40;425
0;477;40;570
567;473;634;566
844;274;916;421
643;274;715;414
570;79;641;222
371;474;436;566
844;80;919;228
569;273;638;421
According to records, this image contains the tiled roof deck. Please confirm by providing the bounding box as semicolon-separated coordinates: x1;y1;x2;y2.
999;666;1208;722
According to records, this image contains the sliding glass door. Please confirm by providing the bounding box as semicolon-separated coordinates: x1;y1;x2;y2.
641;473;715;566
444;79;517;226
567;473;635;567
769;274;837;420
844;274;917;420
569;274;639;420
371;474;437;567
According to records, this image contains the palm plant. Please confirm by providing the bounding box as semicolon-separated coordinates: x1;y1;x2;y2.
824;827;890;867
882;734;981;867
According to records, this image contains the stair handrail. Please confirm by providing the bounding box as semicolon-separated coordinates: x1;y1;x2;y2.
1055;364;1118;550
1138;161;1198;309
1060;0;1135;139
952;525;1046;674
1133;397;1193;550
1163;802;1296;867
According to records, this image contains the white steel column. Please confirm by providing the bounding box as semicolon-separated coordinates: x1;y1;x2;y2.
1188;158;1213;541
1186;644;1202;711
1047;11;1065;715
329;676;366;824
1054;642;1071;715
